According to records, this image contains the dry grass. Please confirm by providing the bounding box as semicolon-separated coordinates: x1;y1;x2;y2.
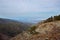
10;21;60;40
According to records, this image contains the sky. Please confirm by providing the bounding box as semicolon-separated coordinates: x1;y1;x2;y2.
0;0;60;23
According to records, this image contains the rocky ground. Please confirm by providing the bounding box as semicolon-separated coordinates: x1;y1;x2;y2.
10;21;60;40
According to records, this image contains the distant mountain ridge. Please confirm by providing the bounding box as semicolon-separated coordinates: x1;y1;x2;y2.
0;18;31;37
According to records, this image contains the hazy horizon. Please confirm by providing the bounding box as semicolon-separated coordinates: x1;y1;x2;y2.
0;0;60;23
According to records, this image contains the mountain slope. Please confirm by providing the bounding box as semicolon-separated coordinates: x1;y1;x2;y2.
10;21;60;40
0;18;31;37
0;33;10;40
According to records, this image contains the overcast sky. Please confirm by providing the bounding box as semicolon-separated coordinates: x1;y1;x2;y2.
0;0;60;23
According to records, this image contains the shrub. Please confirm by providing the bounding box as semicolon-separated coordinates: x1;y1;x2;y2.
28;26;39;34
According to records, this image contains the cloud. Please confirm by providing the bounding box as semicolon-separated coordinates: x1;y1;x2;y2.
0;0;60;12
0;0;60;20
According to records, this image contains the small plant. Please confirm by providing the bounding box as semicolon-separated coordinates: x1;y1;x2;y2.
28;26;39;34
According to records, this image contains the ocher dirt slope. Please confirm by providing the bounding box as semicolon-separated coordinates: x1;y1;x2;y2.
10;21;60;40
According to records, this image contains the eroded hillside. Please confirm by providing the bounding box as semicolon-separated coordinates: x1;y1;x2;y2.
10;21;60;40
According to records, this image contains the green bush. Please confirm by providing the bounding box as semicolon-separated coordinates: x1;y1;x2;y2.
28;26;39;34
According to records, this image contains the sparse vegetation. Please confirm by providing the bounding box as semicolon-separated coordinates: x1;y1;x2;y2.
10;21;60;40
28;26;39;34
43;15;60;23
